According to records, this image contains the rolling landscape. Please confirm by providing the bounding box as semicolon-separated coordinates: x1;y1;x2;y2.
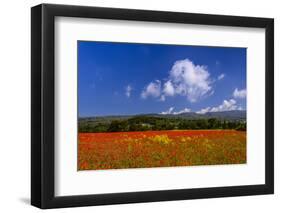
78;110;246;170
79;110;246;133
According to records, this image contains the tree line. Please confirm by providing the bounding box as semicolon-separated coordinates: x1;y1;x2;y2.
79;116;246;133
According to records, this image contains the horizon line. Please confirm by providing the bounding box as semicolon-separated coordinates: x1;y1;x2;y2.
78;109;246;118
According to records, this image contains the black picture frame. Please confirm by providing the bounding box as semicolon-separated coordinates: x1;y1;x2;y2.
31;3;274;209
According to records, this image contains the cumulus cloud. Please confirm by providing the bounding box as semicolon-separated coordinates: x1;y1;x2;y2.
160;107;174;115
141;59;215;102
125;85;132;97
196;99;242;114
168;59;212;101
141;80;161;99
163;80;175;96
173;108;192;115
196;107;212;114
210;99;238;112
163;59;213;102
217;73;225;80
233;88;246;99
160;107;191;115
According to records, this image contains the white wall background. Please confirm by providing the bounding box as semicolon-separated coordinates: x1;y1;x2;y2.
0;0;279;212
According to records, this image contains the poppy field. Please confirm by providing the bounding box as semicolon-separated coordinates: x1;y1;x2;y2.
78;130;246;170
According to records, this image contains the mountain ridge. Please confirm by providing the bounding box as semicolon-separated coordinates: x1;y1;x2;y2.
80;110;246;121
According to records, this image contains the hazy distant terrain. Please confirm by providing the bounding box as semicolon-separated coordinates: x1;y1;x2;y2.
79;110;246;133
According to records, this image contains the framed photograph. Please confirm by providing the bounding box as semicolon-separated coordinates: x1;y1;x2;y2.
31;3;274;209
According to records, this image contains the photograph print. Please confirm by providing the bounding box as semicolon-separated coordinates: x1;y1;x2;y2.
78;41;247;171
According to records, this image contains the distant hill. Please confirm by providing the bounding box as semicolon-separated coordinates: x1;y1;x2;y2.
170;110;246;120
79;110;246;133
80;110;246;122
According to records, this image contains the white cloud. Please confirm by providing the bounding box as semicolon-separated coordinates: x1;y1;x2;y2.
210;99;238;112
163;59;213;102
141;59;216;102
196;99;243;114
173;108;191;115
196;107;211;114
160;107;191;115
217;73;225;80
160;107;174;115
163;80;175;96
141;80;161;99
233;88;247;99
125;85;132;97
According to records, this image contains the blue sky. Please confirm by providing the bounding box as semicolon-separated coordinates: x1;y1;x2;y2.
78;41;246;117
